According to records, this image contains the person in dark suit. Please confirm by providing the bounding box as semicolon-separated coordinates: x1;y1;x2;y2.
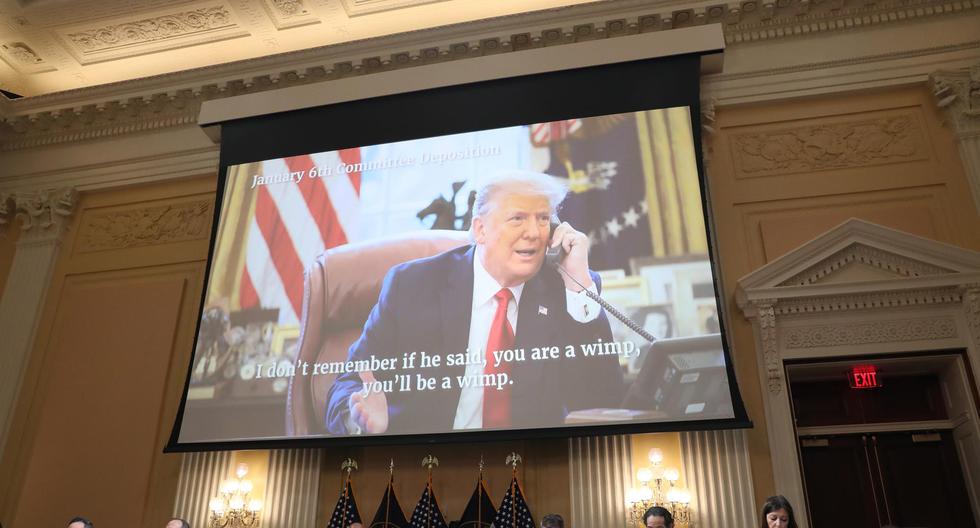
325;171;624;435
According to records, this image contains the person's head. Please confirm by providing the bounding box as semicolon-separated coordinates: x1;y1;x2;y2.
165;519;190;528
67;517;94;528
541;513;564;528
760;495;798;528
643;506;674;528
471;171;568;287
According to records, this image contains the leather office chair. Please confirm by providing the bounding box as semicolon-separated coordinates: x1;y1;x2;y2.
285;229;471;436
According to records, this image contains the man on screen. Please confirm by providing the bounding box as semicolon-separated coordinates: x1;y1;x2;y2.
325;170;624;435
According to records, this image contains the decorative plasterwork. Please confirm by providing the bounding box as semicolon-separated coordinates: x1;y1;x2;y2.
54;3;248;64
260;0;320;30
729;113;928;178
0;187;77;242
75;199;213;252
777;243;953;286
931;62;980;139
783;317;958;348
0;42;56;74
964;284;980;345
0;0;977;151
722;0;978;44
755;299;783;393
341;0;448;17
772;287;963;315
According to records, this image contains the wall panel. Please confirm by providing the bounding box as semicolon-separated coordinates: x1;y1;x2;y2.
0;177;215;528
705;84;980;507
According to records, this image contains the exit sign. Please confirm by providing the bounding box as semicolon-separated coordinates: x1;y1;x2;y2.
849;365;881;389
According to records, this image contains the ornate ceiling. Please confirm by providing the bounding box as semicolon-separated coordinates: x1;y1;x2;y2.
0;0;596;97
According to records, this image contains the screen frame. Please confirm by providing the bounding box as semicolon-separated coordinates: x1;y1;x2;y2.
166;51;751;454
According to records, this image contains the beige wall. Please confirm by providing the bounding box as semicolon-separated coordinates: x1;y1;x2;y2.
0;177;216;527
705;83;980;505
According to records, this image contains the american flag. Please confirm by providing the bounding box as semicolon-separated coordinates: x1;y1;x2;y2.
409;482;448;528
328;480;362;528
238;149;362;324
529;119;582;147
490;477;534;528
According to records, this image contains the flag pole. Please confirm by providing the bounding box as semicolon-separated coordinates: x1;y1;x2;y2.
422;455;439;528
386;459;394;528
478;455;485;526
506;453;522;528
341;458;358;528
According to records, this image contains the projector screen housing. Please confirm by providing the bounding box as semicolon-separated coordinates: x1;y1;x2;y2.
167;27;749;452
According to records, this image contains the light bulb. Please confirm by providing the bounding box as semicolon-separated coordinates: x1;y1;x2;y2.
248;499;263;512
664;468;680;482
677;489;692;504
209;497;226;514
666;489;682;503
235;463;249;479
229;496;245;510
638;486;653;502
626;488;640;505
648;448;664;465
240;480;253;494
636;468;653;483
226;480;240;494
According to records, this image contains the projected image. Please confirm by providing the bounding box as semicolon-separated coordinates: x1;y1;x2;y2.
180;107;734;443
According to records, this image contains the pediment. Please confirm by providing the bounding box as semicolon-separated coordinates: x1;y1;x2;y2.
737;218;980;300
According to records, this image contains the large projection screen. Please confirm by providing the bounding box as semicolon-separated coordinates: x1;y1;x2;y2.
167;53;750;451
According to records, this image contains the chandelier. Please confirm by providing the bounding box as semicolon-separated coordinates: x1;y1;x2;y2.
625;448;694;527
208;463;263;528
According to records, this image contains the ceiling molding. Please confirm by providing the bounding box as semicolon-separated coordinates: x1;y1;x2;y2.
0;0;977;151
52;2;249;65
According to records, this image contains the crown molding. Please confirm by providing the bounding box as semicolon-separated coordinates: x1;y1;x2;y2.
0;0;977;151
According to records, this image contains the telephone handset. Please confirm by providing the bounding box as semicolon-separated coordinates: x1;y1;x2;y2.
545;221;566;268
546;219;657;343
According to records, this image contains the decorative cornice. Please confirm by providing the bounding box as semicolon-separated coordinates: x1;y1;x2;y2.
0;187;77;242
772;287;963;315
0;0;976;151
261;0;320;30
931;62;980;139
777;244;952;287
784;317;958;348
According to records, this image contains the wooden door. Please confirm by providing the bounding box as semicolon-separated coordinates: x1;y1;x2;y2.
800;432;976;528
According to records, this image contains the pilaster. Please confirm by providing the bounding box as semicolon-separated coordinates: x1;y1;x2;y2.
932;62;980;214
0;187;77;455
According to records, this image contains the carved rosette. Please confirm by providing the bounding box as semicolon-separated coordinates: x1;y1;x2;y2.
754;299;783;394
931;63;980;139
0;187;78;242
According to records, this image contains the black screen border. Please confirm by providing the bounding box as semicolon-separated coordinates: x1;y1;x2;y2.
166;51;752;453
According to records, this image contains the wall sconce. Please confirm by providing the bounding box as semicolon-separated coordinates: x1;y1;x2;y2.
626;448;694;527
209;463;263;528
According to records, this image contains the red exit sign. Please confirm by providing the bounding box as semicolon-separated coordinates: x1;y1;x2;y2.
849;365;881;389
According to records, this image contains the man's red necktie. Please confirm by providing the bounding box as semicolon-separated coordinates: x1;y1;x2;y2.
483;288;514;428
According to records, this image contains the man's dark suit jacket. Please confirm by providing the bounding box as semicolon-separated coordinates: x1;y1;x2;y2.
324;244;625;435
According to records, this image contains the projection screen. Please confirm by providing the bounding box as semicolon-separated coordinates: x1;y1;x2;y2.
167;52;750;450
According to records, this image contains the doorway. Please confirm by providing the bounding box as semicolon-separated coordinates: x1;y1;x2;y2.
788;355;980;528
799;431;974;527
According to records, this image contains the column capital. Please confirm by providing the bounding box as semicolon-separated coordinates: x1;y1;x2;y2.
0;187;77;244
931;62;980;139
